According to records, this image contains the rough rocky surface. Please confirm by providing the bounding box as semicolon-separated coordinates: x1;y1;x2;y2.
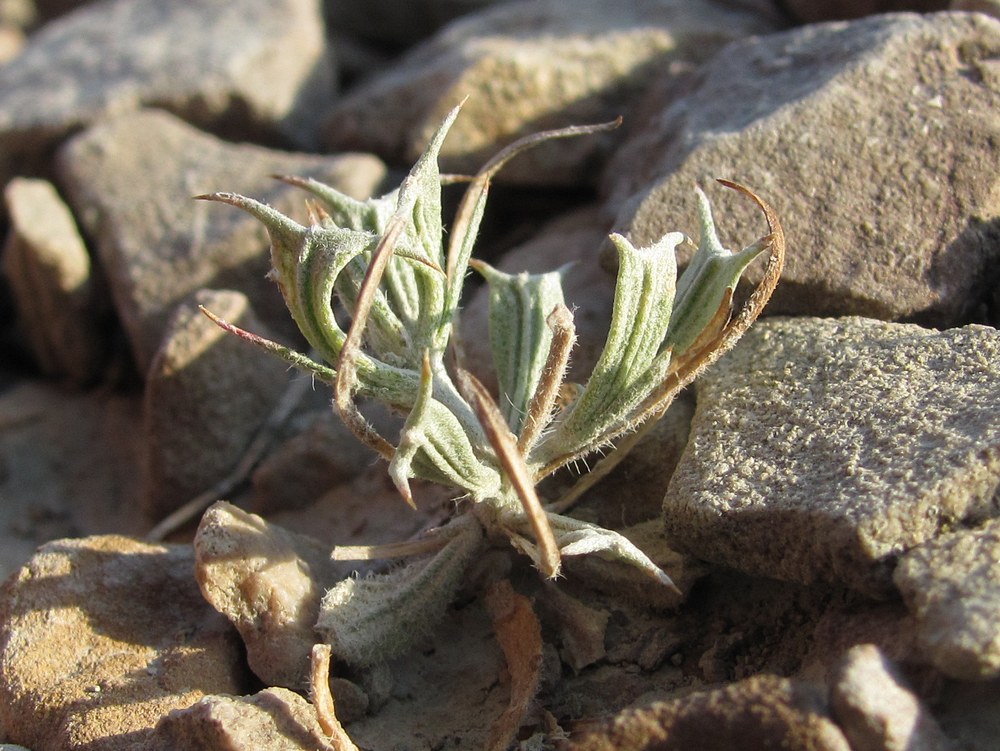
323;0;785;185
0;0;334;185
894;518;1000;680
0;535;247;750
142;289;289;519
663;316;1000;596
55;108;386;371
2;1;1000;749
606;11;1000;326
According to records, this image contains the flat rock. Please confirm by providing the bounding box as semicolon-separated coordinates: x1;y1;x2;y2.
322;0;783;185
194;501;348;689
893;518;1000;680
606;12;1000;325
564;674;851;751
0;535;247;750
829;644;951;751
662;317;1000;596
55;109;386;371
0;0;334;183
141;289;290;519
2;177;106;383
152;687;329;751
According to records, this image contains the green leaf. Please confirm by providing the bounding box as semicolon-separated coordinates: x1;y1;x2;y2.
316;516;484;667
472;261;570;436
543;231;681;458
664;186;769;354
390;355;502;503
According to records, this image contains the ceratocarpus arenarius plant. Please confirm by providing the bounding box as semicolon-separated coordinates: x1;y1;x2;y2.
199;105;785;668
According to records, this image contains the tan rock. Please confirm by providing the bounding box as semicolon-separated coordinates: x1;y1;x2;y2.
894;518;1000;680
194;501;347;689
323;0;783;186
152;687;330;751
56;109;386;371
830;644;951;751
663;317;1000;596
0;535;247;750
2;177;106;383
141;289;289;519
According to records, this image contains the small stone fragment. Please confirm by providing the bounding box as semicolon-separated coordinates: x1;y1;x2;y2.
563;674;851;751
152;687;330;751
893;518;1000;680
829;644;951;751
2;177;106;383
0;535;246;751
141;289;289;519
194;501;348;689
663;317;1000;596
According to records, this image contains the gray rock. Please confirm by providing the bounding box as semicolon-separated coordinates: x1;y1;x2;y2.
152;687;329;751
606;12;1000;325
322;0;783;185
55;109;386;371
894;518;1000;680
662;317;1000;596
830;644;951;751
141;289;290;519
194;501;347;689
2;177;106;384
564;674;851;751
0;0;334;183
0;535;247;751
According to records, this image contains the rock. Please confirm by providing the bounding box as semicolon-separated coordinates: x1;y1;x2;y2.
141;289;290;519
829;644;951;751
0;381;143;582
55;109;386;371
563;674;851;751
893;518;1000;680
0;535;247;750
0;0;334;183
194;501;348;689
322;0;783;185
606;12;1000;326
662;317;1000;596
783;1;948;22
1;177;107;384
152;687;329;751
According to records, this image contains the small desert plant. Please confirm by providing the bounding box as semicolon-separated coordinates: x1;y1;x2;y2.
200;104;783;670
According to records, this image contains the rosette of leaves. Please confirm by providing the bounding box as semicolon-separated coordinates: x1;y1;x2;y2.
199;104;784;668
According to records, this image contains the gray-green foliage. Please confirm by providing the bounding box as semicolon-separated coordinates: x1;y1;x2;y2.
202;105;784;667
